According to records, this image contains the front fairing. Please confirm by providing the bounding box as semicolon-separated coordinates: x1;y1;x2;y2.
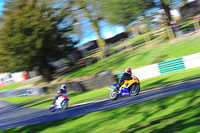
112;83;118;87
118;87;129;97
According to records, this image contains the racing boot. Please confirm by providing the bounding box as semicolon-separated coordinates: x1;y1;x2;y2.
115;86;121;94
50;104;54;108
118;87;122;94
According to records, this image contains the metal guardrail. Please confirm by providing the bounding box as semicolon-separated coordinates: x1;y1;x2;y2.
158;58;186;75
115;57;187;79
0;87;47;98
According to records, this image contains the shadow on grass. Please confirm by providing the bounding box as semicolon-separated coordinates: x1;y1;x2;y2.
120;89;200;133
121;105;200;133
142;78;170;90
68;91;87;97
4;115;85;133
142;74;200;91
26;99;52;108
152;54;167;64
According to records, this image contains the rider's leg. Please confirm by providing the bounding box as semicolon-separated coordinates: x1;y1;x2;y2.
52;95;59;104
116;80;124;92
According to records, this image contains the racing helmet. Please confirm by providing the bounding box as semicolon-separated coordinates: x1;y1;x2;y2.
61;84;67;90
125;68;132;74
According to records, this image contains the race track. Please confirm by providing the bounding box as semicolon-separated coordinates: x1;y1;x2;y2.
0;78;200;129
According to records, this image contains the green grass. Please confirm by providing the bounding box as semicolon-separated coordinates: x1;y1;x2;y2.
109;44;124;51
0;82;24;91
1;67;200;109
141;67;200;90
63;36;200;79
2;87;200;133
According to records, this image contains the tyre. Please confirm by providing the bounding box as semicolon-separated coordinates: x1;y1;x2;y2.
61;101;68;110
49;105;56;112
51;109;56;112
110;90;118;100
129;84;140;96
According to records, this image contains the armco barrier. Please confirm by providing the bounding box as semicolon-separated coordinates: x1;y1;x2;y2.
158;58;186;75
66;75;116;92
133;64;160;80
48;75;116;93
115;64;161;80
0;87;47;98
115;52;200;80
183;53;200;69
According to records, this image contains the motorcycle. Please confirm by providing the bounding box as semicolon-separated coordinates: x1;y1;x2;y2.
49;93;69;112
108;75;140;100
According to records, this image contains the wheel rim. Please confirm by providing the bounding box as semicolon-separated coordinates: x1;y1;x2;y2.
111;91;117;98
62;102;67;109
130;85;138;94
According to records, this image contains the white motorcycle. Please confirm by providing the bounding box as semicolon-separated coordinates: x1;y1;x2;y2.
49;94;69;112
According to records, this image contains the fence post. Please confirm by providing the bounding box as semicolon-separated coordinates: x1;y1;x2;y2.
144;34;151;44
193;21;200;32
166;27;175;40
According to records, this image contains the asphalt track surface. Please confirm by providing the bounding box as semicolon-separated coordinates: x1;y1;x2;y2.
0;78;200;129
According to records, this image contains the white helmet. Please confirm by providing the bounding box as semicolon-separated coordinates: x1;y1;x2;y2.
61;84;67;90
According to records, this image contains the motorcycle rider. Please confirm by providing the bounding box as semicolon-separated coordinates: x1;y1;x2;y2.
116;68;133;93
51;84;68;106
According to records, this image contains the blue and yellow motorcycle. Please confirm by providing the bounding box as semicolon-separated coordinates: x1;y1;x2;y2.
108;76;140;100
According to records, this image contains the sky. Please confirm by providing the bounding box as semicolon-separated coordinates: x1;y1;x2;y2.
76;20;125;46
0;0;126;46
0;0;3;15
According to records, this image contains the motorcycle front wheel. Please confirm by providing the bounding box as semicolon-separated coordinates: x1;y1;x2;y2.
110;90;118;100
49;107;56;112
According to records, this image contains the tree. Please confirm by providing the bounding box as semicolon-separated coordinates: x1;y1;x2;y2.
102;0;183;26
0;0;74;81
160;0;173;25
62;0;107;59
101;0;154;26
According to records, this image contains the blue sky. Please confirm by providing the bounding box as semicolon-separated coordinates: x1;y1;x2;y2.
0;0;125;46
0;0;4;15
76;20;125;46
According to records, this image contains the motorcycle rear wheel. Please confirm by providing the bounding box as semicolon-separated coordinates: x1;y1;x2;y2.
61;102;68;110
129;84;140;96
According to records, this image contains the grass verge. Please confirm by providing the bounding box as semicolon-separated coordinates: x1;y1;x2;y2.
1;67;200;109
1;87;200;133
0;82;24;91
